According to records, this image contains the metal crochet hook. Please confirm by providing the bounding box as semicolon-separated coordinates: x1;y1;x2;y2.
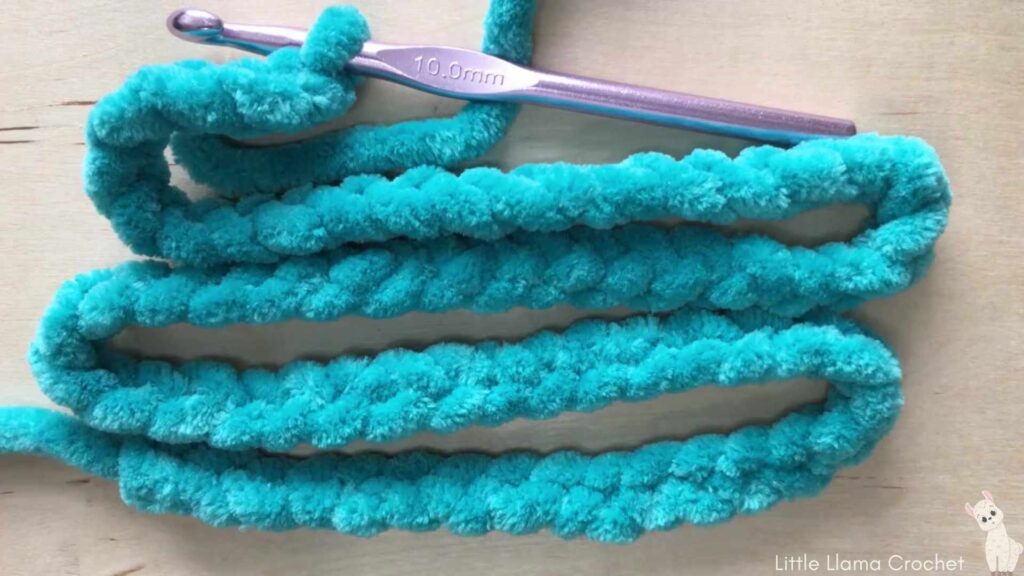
167;8;857;145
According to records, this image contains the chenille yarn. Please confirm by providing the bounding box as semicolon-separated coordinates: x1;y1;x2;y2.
0;1;950;543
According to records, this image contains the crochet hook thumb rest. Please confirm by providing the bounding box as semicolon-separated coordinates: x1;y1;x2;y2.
167;7;857;145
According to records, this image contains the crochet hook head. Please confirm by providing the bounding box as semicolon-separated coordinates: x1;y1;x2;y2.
167;8;857;145
168;8;306;54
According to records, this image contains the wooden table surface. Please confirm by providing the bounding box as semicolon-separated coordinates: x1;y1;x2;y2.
1;1;1021;574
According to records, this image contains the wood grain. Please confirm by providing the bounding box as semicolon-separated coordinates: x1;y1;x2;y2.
0;1;1021;574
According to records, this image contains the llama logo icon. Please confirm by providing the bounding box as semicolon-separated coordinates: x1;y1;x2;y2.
966;491;1023;575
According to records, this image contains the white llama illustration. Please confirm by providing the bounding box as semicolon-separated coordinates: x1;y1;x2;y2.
966;491;1023;575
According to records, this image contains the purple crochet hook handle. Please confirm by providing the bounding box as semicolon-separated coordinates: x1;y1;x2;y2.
167;8;856;145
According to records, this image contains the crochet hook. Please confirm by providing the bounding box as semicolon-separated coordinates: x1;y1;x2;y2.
167;8;857;145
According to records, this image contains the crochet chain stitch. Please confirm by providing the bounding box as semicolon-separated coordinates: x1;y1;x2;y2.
0;1;951;543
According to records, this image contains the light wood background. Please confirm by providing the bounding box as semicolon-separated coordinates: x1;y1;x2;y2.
1;1;1021;575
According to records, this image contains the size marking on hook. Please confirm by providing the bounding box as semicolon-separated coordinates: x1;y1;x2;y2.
413;56;506;86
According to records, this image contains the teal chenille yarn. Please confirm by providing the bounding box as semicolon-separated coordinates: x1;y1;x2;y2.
0;1;951;543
